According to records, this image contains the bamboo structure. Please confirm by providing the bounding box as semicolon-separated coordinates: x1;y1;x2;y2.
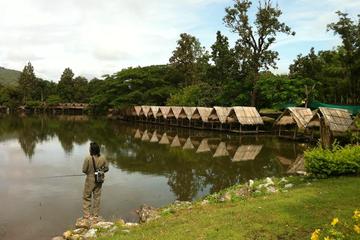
227;107;264;133
275;107;313;139
307;107;353;148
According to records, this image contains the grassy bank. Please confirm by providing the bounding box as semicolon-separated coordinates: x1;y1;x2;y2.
100;176;360;240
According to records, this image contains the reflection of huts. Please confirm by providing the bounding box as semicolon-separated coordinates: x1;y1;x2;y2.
275;107;313;139
159;133;170;144
213;142;229;157
196;138;211;153
134;129;142;139
141;130;151;141
307;107;353;148
231;145;263;162
147;106;160;121
170;135;182;147
208;107;232;130
150;131;159;142
191;107;213;128
183;137;195;150
227;107;264;133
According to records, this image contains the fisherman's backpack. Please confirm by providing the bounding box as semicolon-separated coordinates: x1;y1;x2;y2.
92;156;105;184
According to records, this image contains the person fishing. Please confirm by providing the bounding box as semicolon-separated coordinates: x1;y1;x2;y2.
82;142;109;219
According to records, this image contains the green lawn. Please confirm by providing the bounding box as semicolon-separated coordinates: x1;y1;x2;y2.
102;177;360;240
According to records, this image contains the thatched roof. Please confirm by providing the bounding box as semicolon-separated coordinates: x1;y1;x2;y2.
232;145;263;162
275;107;313;130
196;139;211;153
307;107;353;133
156;106;171;119
183;137;195;149
150;131;159;142
159;133;170;144
134;129;142;139
181;107;197;120
148;106;160;118
213;142;229;157
130;106;142;116
141;130;150;141
140;106;150;117
227;107;264;125
208;107;232;124
168;107;183;119
192;107;213;122
170;135;182;147
277;156;293;165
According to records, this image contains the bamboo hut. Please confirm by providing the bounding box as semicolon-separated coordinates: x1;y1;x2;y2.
177;107;196;127
213;142;229;158
196;138;211;153
147;106;160;121
275;107;313;139
227;107;264;133
139;106;150;120
167;106;183;125
129;106;142;118
191;107;213;128
208;107;232;130
307;107;353;148
231;145;263;162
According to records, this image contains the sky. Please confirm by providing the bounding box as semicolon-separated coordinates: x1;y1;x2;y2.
0;0;359;81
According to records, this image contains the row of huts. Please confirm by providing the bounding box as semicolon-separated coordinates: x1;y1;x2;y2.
120;105;357;146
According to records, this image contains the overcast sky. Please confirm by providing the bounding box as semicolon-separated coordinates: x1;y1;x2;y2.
0;0;359;81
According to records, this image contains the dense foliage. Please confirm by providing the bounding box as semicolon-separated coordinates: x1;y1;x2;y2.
304;144;360;177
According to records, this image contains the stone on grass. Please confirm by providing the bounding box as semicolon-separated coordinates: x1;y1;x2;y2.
83;228;97;239
125;222;139;227
63;231;72;239
52;236;64;240
75;218;90;229
201;199;209;205
73;228;86;235
266;186;277;193
137;204;160;223
284;183;294;189
235;186;250;198
115;219;126;226
248;179;254;188
92;221;114;230
265;177;274;185
70;234;81;240
219;192;232;202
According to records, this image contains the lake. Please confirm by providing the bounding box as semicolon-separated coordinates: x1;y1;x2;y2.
0;116;308;240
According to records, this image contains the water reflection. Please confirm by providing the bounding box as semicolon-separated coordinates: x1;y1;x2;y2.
0;116;308;202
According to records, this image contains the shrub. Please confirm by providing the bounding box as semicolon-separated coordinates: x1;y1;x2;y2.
304;144;360;177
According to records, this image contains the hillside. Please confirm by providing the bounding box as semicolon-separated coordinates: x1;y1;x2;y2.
0;66;20;86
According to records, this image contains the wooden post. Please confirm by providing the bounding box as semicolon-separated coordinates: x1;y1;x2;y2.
293;127;298;140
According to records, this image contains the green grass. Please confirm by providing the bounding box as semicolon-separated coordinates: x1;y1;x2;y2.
102;177;360;240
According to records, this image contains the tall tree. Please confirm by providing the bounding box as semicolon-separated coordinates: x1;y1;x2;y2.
223;0;295;106
58;68;75;102
73;76;89;102
210;31;235;87
169;33;209;86
18;62;37;103
327;11;360;104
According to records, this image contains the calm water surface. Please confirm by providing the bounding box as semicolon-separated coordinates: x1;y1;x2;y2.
0;116;309;240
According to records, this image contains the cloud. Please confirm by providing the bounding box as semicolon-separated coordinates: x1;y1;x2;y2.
0;0;358;79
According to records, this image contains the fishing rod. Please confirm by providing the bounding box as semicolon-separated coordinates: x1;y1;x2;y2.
38;174;86;179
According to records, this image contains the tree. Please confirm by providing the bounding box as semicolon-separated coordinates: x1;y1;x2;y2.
210;31;236;87
58;68;75;102
169;33;209;86
73;76;89;102
223;0;295;106
18;62;37;103
327;11;360;104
